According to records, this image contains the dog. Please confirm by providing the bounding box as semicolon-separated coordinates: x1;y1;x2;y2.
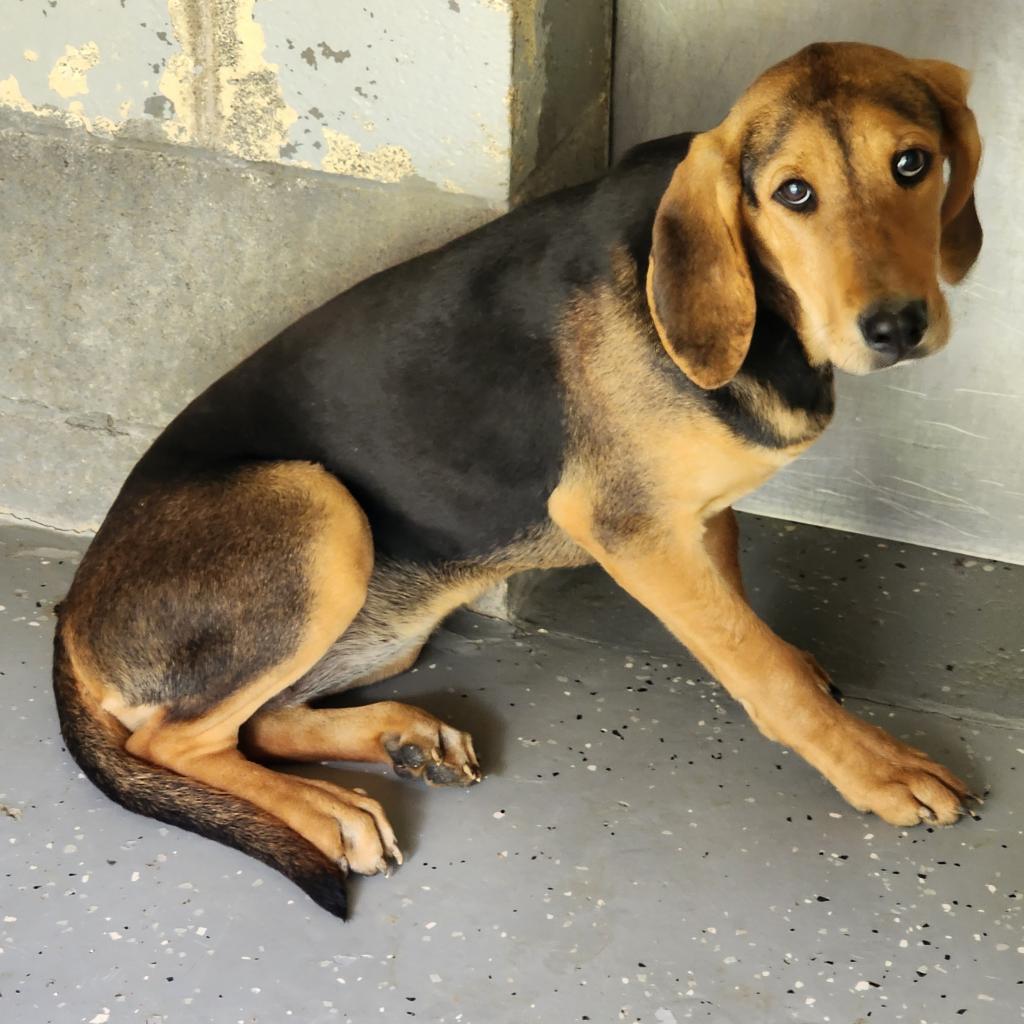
53;42;983;919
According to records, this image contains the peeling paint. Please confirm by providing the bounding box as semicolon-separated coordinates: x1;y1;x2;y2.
160;0;298;162
47;42;100;99
0;0;598;202
321;127;414;183
0;73;123;137
158;0;206;145
0;76;35;116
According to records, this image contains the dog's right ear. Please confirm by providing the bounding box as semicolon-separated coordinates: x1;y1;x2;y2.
646;131;756;390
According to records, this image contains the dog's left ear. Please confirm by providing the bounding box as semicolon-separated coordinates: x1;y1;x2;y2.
915;59;983;283
646;131;755;390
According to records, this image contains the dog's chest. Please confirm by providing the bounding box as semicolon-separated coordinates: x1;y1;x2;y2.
647;411;813;519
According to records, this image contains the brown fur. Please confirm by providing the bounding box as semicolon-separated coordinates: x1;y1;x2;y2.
648;43;982;385
54;42;982;918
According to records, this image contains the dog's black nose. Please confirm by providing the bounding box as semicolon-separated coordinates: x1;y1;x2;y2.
858;300;928;359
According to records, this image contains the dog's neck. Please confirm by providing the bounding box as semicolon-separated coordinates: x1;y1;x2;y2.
699;255;836;449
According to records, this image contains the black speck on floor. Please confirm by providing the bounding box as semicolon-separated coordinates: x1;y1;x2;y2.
1;519;1022;1022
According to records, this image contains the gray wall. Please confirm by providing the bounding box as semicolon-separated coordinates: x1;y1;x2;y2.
0;0;610;532
615;1;1024;564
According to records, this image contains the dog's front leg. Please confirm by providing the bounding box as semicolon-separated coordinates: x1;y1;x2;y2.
551;493;971;826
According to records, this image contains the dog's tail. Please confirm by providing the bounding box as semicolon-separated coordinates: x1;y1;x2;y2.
51;627;348;918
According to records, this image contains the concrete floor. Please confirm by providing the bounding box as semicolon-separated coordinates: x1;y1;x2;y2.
2;516;1022;1024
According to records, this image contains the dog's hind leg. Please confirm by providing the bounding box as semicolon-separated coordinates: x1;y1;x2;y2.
243;562;498;785
56;462;400;914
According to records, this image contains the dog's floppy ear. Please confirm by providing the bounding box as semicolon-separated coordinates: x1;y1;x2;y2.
915;59;983;283
645;131;755;390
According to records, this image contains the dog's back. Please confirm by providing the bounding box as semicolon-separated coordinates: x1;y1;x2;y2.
123;136;692;564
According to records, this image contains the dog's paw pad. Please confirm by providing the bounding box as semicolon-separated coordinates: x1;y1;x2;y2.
385;741;427;775
383;725;481;787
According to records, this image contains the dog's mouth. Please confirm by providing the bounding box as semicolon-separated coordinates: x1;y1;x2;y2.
868;343;925;371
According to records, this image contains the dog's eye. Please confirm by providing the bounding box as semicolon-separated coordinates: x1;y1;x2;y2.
773;178;816;211
893;148;931;185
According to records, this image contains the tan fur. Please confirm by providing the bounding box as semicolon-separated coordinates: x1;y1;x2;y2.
547;79;975;824
727;376;831;446
647;132;756;388
84;463;403;874
347;644;425;689
548;481;970;827
55;47;981;910
702;507;744;597
647;44;982;384
556;268;816;530
242;700;479;787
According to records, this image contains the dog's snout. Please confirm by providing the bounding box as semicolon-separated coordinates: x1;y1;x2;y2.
858;300;928;359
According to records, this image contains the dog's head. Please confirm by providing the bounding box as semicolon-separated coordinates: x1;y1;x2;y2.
647;42;983;389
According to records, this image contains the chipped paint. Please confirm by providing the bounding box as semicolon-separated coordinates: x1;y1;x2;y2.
321;128;414;183
0;73;122;136
218;1;298;162
159;0;208;146
0;0;522;198
47;42;100;99
159;0;297;162
0;0;603;202
0;76;34;116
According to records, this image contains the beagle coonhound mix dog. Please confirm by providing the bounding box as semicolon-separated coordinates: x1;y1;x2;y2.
53;43;983;918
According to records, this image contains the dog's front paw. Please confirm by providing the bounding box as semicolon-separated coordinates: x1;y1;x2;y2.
816;718;973;827
383;714;481;787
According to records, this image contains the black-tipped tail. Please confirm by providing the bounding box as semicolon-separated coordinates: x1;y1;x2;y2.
52;628;348;918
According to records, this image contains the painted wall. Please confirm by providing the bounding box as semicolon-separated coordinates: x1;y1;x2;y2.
0;0;511;200
0;0;610;531
0;0;610;204
614;1;1024;563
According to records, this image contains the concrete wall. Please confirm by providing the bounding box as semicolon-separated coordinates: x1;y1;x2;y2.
0;0;610;532
615;1;1024;564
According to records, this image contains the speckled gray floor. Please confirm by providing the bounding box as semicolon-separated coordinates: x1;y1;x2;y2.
2;517;1022;1024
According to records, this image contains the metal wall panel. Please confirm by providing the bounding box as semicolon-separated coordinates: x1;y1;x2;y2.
614;0;1024;561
